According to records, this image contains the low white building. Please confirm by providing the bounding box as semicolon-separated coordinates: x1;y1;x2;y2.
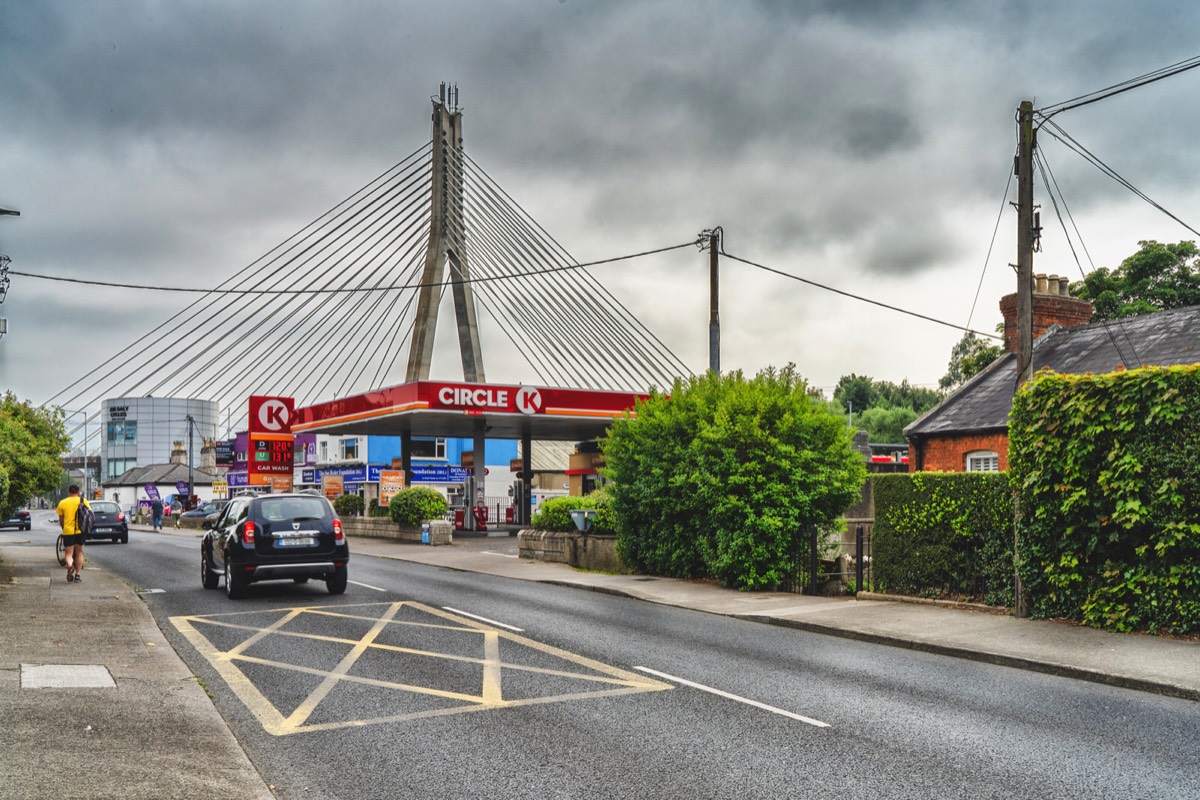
106;463;220;515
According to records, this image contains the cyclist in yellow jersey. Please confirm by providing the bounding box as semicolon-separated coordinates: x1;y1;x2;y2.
56;484;88;583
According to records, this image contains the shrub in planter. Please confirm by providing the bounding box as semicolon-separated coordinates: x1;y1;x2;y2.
388;487;448;526
332;494;364;518
367;499;391;518
530;491;614;534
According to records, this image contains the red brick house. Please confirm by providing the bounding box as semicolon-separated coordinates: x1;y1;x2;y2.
905;277;1200;472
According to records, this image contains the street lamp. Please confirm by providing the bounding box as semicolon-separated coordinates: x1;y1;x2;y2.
61;409;96;498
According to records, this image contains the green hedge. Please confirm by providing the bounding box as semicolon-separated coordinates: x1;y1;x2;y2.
332;493;364;517
1010;365;1200;633
873;472;1014;606
530;491;616;534
388;487;449;526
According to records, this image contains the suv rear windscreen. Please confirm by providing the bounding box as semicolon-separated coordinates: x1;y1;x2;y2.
258;496;330;522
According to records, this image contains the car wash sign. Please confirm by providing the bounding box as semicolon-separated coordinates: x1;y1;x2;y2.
429;383;543;415
247;395;295;487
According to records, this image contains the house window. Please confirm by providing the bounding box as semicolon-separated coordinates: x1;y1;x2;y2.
966;450;1000;472
341;438;358;461
318;441;329;464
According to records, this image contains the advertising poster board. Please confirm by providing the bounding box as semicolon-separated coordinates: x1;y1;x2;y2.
323;474;344;501
379;470;405;506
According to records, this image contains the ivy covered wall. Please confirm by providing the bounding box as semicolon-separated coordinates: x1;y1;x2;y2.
1009;365;1200;634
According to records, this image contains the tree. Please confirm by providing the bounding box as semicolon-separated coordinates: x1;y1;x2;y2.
856;405;918;443
602;365;867;591
1073;239;1200;321
833;374;942;415
0;393;70;517
940;332;1004;391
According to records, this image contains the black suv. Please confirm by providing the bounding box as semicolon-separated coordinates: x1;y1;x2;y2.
201;492;349;599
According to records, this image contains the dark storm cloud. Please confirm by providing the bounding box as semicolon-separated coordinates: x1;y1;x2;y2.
5;0;1200;405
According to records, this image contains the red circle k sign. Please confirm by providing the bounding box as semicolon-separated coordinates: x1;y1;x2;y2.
249;395;295;434
515;386;542;414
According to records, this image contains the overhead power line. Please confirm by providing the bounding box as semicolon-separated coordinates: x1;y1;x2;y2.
720;250;1003;340
10;241;698;295
1036;53;1200;120
1037;119;1200;239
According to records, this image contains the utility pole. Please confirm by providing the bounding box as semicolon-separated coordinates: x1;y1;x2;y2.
186;414;195;510
0;207;18;343
1015;100;1036;389
1013;99;1036;619
708;228;721;374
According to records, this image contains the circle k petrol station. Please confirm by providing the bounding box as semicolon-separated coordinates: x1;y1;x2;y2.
279;380;649;529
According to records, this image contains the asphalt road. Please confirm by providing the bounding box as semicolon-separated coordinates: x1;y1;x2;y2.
48;518;1200;800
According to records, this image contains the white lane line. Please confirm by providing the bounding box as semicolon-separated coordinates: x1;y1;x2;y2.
480;550;519;558
442;607;524;632
349;580;387;592
633;667;830;728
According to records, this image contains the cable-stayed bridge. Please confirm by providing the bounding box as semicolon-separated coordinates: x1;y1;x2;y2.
47;86;696;441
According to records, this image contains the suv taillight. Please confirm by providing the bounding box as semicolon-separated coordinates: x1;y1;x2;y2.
242;520;256;545
333;518;344;545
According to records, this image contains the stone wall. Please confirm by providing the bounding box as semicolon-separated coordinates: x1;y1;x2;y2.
342;517;453;546
517;529;624;573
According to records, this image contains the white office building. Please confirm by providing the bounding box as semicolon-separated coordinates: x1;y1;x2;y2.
101;396;220;481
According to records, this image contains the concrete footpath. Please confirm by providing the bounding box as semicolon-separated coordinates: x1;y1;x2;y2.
0;536;274;800
2;524;1197;798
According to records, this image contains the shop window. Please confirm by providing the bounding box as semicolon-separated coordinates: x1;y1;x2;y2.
966;450;1000;472
106;458;136;479
341;438;359;461
106;421;137;445
409;438;447;460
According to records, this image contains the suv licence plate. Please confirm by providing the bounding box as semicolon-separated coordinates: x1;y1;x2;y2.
276;537;317;548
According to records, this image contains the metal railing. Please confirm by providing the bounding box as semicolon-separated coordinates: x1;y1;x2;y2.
783;518;873;595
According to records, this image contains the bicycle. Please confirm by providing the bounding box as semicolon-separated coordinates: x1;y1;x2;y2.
56;534;66;566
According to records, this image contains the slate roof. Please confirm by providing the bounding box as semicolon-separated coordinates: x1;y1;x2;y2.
905;305;1200;437
108;463;222;487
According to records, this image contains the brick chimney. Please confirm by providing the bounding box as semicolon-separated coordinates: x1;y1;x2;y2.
999;274;1094;352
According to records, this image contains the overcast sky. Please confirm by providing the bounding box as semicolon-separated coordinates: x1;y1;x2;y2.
3;0;1200;413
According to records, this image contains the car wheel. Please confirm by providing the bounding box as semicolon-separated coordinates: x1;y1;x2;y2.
325;569;348;595
224;557;247;599
201;545;220;590
120;532;129;544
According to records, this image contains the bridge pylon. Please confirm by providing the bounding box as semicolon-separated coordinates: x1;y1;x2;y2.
405;83;486;383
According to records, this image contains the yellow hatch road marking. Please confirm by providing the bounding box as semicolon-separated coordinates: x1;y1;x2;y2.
170;601;671;736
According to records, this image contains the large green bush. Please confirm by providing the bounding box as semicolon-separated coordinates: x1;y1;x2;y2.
332;493;364;517
388;487;448;526
530;490;615;534
872;473;1013;605
602;366;866;591
1010;364;1200;634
